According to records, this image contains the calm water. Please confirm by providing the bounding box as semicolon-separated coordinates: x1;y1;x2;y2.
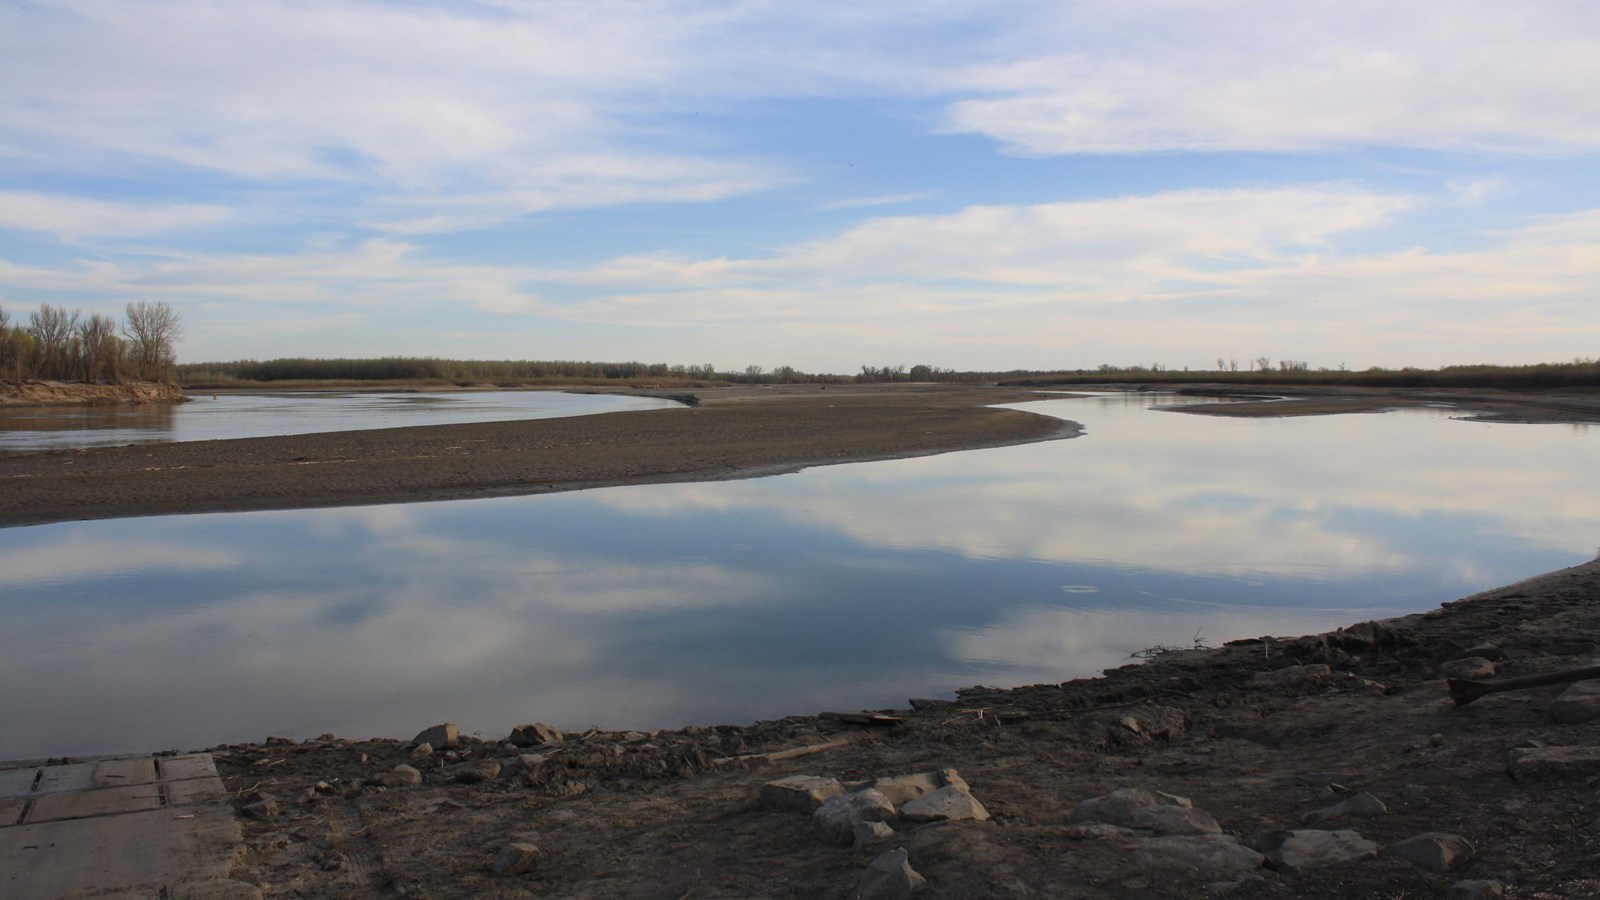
1;393;1596;759
0;390;684;452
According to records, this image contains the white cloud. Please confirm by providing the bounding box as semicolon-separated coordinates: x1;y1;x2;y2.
0;191;231;239
939;1;1600;155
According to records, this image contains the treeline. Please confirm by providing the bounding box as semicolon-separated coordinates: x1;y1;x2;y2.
178;357;995;387
0;302;184;383
1001;359;1600;391
176;355;1600;392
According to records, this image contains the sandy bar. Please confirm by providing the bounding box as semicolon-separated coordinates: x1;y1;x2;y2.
0;384;1079;528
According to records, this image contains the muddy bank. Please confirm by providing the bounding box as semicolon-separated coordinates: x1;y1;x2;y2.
189;557;1600;898
1139;383;1600;424
0;379;188;406
0;384;1077;528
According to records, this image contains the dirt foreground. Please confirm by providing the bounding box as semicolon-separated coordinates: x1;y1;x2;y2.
0;384;1075;528
191;557;1600;899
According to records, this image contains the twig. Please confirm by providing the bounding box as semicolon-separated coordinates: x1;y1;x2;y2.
711;738;849;766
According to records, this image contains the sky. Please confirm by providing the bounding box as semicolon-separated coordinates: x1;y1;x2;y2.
1;0;1598;374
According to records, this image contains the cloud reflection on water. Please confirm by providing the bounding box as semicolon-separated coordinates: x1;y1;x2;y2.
1;393;1597;758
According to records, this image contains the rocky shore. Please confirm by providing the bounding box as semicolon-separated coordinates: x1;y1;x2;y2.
188;558;1600;898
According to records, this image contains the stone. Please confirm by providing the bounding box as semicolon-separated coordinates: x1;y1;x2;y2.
1445;879;1506;900
509;723;563;747
492;842;540;875
622;731;648;743
1249;664;1331;690
1464;644;1507;661
1132;804;1222;835
1068;787;1191;828
453;760;501;784
1550;680;1600;724
899;785;990;823
516;753;547;770
856;847;927;900
1301;791;1387;823
1251;829;1379;874
411;743;433;758
387;764;422;786
1506;745;1600;780
813;789;897;847
859;769;969;806
412;723;459;748
1291;773;1352;789
1547;640;1598;656
1440;657;1497;679
1132;834;1265;883
241;798;279;819
1388;833;1474;873
853;820;896;849
761;775;845;813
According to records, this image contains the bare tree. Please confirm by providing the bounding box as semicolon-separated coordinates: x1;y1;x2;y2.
123;301;184;381
28;304;80;379
77;313;122;382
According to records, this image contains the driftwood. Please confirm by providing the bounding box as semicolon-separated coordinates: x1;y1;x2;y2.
710;737;849;767
1449;665;1600;707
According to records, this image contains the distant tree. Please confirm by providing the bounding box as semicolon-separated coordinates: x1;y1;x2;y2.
1254;356;1272;373
77;313;123;382
28;304;80;380
123;301;184;381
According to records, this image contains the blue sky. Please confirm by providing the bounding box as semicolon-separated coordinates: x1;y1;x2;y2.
1;1;1597;373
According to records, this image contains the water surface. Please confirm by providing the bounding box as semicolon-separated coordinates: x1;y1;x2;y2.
1;393;1595;759
0;390;683;452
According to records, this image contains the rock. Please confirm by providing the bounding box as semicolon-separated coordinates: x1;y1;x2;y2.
1440;657;1497;679
1249;664;1331;690
1252;829;1379;874
859;769;969;806
412;743;433;758
1064;823;1136;839
899;785;991;823
622;731;648;743
1132;834;1265;883
1445;879;1506;900
1547;640;1598;656
853;820;896;849
387;764;422;786
509;723;563;747
814;789;897;847
1301;791;1387;823
761;775;845;812
1068;787;1191;828
1550;680;1600;724
241;798;279;819
412;723;459;748
453;760;501;784
1465;644;1508;661
1117;716;1142;734
492;842;540;875
1132;804;1222;835
1506;745;1600;780
168;879;264;900
516;753;547;769
1388;833;1474;873
855;847;926;900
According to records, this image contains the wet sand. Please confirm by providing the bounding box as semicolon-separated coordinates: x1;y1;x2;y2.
0;384;1078;528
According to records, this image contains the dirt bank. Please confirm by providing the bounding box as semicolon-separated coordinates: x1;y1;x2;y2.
0;384;1077;528
191;557;1600;898
1145;383;1600;424
0;379;188;406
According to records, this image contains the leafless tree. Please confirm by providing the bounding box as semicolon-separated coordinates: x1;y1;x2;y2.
123;301;184;381
28;304;80;379
77;313;122;382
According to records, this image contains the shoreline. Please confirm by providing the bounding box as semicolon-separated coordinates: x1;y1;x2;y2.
0;384;1078;528
10;556;1593;896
